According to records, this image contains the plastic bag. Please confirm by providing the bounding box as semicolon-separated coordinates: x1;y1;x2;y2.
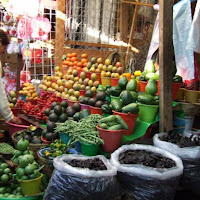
44;155;120;200
153;132;200;195
110;144;183;200
20;62;31;87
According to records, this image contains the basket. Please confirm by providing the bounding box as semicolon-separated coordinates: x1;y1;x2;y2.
12;131;48;158
89;106;103;115
111;78;119;86
101;77;111;87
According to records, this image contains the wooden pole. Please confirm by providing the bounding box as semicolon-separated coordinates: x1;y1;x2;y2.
125;5;138;64
159;0;173;132
55;0;66;67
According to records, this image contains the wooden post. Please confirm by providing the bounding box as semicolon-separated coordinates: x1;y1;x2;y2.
16;54;23;99
125;5;138;64
55;0;66;67
159;0;173;132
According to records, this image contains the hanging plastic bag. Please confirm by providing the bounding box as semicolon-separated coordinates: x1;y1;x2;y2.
30;17;51;40
153;132;200;195
110;144;183;200
173;0;194;81
20;62;31;87
44;155;120;200
186;0;200;53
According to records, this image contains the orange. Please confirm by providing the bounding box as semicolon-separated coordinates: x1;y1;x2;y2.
81;58;88;63
71;52;77;57
81;53;88;58
71;57;77;62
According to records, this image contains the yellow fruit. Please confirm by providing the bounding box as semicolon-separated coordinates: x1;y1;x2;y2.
43;74;48;80
57;79;63;86
27;93;31;97
32;93;37;98
55;66;60;72
106;72;111;77
9;103;14;108
74;91;80;98
19;90;23;95
105;59;111;66
33;97;38;100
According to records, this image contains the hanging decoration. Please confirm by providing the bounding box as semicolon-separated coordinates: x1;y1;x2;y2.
31;49;42;64
17;17;31;39
7;0;40;18
30;17;51;40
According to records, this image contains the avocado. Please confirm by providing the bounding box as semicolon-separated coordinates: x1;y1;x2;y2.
73;112;81;121
49;113;59;122
24;135;31;142
79;96;85;104
45;132;53;141
59;113;68;122
60;100;68;108
49;110;54;115
96;91;106;101
88;98;97;106
44;108;51;116
41;129;48;137
95;100;104;108
120;90;134;105
85;90;94;98
72;103;81;112
83;97;90;105
52;132;59;140
118;76;128;90
54;105;63;116
47;121;56;132
31;136;42;144
66;107;76;117
51;102;59;109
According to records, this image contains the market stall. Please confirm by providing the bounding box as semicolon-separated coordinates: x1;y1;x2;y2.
0;0;199;200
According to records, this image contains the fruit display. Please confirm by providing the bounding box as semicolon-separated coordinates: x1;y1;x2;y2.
0;161;13;183
0;182;24;198
19;83;38;101
8;91;17;108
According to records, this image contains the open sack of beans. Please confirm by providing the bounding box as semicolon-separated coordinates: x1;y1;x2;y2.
44;154;120;200
110;144;183;200
153;131;200;195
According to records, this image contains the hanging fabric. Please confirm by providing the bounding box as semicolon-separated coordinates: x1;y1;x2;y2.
186;0;200;53
173;0;194;81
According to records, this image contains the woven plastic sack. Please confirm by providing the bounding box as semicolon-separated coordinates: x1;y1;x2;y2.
111;144;183;200
153;132;200;195
44;155;120;200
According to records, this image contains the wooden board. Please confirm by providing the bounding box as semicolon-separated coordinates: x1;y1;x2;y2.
18;114;46;130
159;0;173;132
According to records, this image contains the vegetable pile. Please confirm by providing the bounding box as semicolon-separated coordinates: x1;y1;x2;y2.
0;143;16;155
0;162;13;183
64;158;107;170
98;115;128;130
55;114;104;146
119;150;176;169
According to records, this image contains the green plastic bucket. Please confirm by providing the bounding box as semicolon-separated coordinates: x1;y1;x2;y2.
138;104;159;122
18;174;43;196
80;142;99;156
110;95;120;102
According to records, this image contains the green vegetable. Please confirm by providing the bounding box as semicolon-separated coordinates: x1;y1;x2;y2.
17;137;29;151
80;109;90;119
111;99;123;112
145;79;158;96
101;104;112;114
120;90;134;106
110;85;122;97
118;76;128;90
122;103;139;114
107;121;118;127
99;123;108;129
137;93;155;105
115;115;128;130
0;143;16;154
126;79;137;91
145;72;159;81
144;60;155;73
130;91;138;101
108;124;123;130
99;115;116;123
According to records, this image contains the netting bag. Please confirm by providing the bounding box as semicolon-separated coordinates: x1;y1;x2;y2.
44;155;121;200
153;132;200;195
110;144;183;200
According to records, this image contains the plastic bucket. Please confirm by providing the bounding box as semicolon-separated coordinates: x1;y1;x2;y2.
86;72;91;79
59;132;70;144
78;69;82;78
184;89;200;103
173;83;182;101
75;141;81;152
113;111;138;135
79;90;85;96
101;77;111;87
176;88;185;100
111;78;119;86
110;95;120;103
7;120;31;137
139;81;147;92
97;126;123;153
89;72;101;84
80;104;90;112
138;104;159;122
68;99;78;106
89;106;103;115
80;142;99;156
19;174;43;196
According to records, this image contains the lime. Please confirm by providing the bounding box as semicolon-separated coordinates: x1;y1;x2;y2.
21;175;28;180
16;168;25;177
3;193;9;197
29;174;36;179
19;158;29;168
14;150;23;157
0;163;8;169
13;158;19;164
4;168;11;174
24;164;36;175
0;169;3;175
0;187;6;194
8;194;15;198
1;174;9;182
24;154;34;163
